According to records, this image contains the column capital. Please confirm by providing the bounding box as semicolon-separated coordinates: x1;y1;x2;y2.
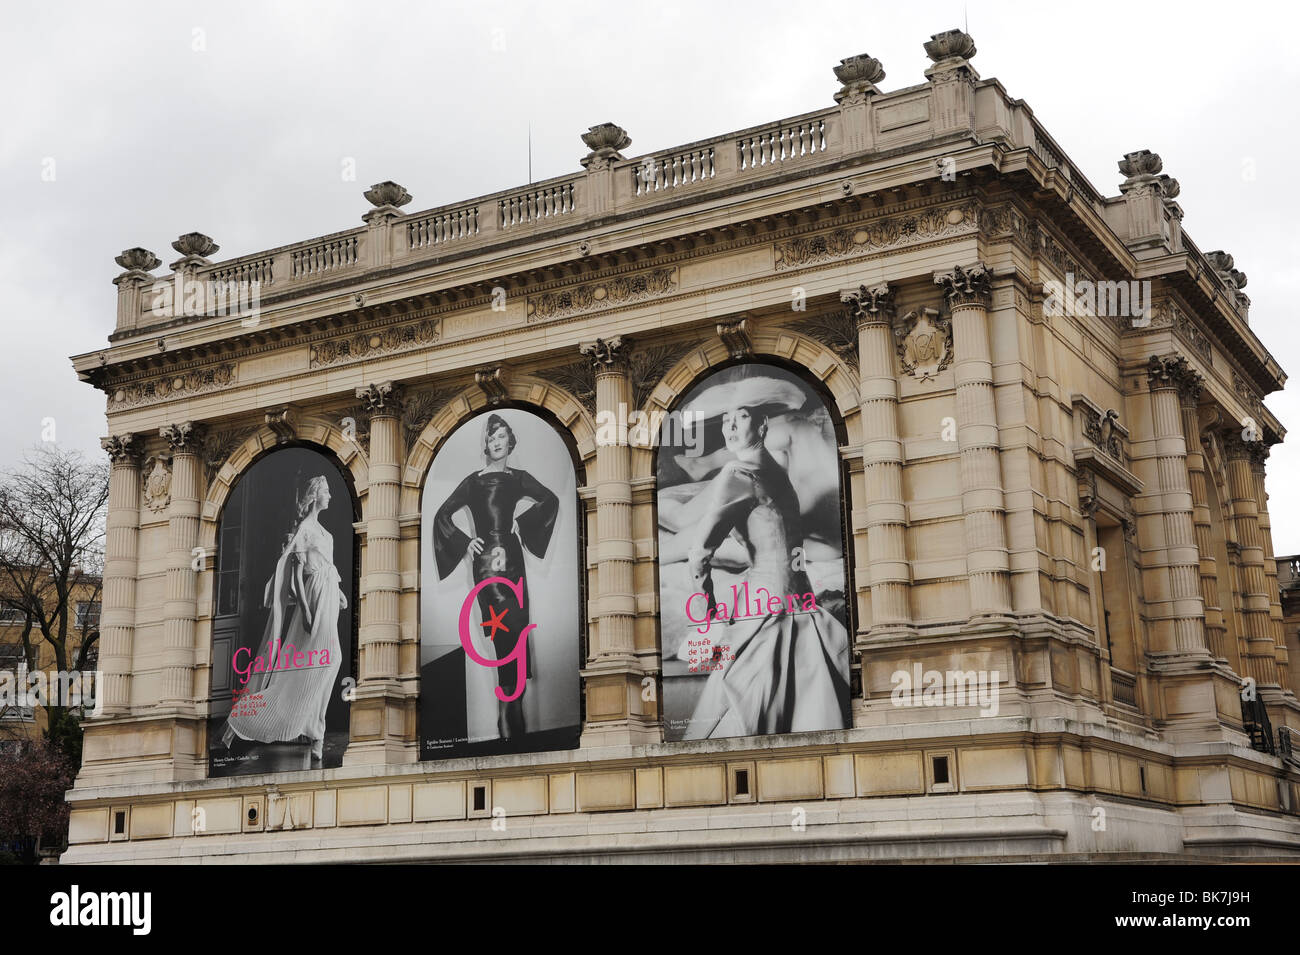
1146;353;1193;392
356;380;404;417
1220;427;1262;461
1176;367;1204;406
160;421;205;454
580;335;633;371
840;283;895;327
101;433;142;467
934;262;992;308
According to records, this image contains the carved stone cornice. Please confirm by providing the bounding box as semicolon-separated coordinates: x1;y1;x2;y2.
840;283;894;328
775;202;977;271
101;433;141;467
264;407;295;444
716;317;753;359
474;366;510;405
108;363;236;410
309;317;440;369
934;262;992;309
580;336;633;371
160;421;204;454
527;268;676;323
356;381;403;417
1146;354;1193;392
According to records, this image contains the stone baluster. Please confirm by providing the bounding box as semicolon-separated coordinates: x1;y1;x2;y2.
99;434;142;715
935;263;1011;623
840;283;912;638
159;422;204;708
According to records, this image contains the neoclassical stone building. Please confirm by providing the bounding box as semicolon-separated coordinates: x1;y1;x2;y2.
64;29;1300;862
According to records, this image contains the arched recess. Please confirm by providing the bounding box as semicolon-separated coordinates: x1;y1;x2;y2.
409;384;589;760
200;415;370;549
650;340;859;742
201;426;362;777
629;329;861;482
402;375;598;509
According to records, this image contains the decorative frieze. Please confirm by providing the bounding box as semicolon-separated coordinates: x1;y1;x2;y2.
309;317;441;368
528;269;676;322
108;364;235;409
774;203;977;271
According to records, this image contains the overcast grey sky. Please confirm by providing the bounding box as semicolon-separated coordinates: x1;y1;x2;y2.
3;0;1298;548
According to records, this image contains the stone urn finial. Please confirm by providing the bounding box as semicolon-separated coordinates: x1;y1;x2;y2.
1207;250;1248;290
171;232;219;259
114;247;161;273
1118;149;1163;179
364;180;413;209
834;54;885;103
924;28;976;63
581;123;631;169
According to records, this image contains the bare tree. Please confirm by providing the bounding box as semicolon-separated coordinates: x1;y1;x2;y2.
0;445;109;743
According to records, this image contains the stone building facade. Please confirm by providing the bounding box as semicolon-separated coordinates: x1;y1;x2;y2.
63;29;1300;862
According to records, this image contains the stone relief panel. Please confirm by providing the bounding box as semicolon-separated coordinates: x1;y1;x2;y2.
309;317;441;368
894;307;952;382
773;202;977;271
108;364;236;409
527;267;677;323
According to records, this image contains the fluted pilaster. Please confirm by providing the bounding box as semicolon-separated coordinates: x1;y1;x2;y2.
1177;375;1227;660
841;282;912;636
582;336;637;661
358;381;402;681
159;422;204;708
935;263;1011;621
1224;432;1281;688
1142;356;1209;659
99;434;141;715
1250;445;1290;692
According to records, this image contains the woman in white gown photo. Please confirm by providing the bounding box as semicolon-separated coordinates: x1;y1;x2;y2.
221;474;348;767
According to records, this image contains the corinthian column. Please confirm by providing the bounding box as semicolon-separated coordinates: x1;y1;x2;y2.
1250;444;1291;694
578;335;654;744
1223;430;1279;688
840;283;912;638
935;263;1011;623
99;434;141;715
159;421;204;708
1176;374;1227;660
1142;357;1209;661
358;381;402;681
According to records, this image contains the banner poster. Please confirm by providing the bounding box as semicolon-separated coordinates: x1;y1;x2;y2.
207;447;356;777
656;362;852;741
419;409;582;759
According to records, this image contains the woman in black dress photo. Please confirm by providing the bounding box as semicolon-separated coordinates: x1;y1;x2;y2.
432;413;560;741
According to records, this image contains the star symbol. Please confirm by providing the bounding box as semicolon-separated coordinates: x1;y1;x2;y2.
480;605;510;640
